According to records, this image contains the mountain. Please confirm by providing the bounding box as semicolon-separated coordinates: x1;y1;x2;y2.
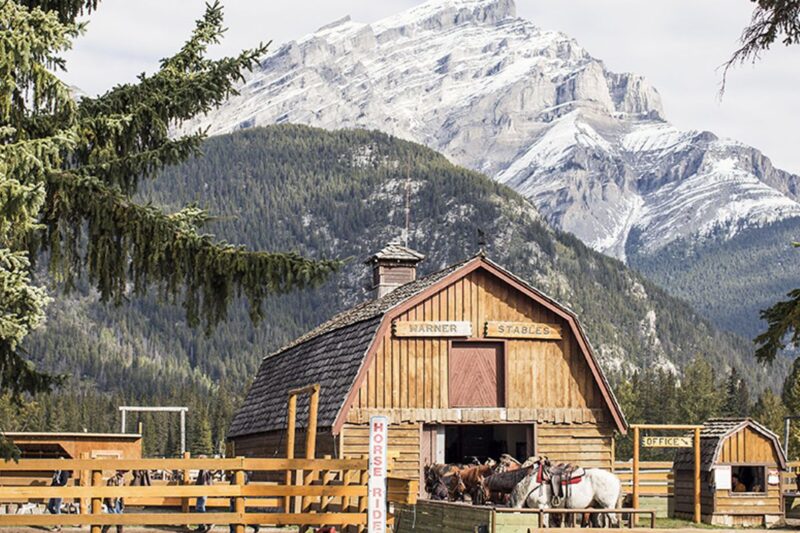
180;0;800;337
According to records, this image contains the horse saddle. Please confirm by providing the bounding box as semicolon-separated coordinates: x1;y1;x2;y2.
547;463;585;503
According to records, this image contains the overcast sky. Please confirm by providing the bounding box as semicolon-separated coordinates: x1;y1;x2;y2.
61;0;800;172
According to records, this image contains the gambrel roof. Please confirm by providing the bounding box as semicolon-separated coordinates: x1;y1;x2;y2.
673;418;787;471
228;255;627;439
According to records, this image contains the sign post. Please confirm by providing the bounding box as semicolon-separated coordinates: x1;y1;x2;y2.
368;415;389;533
631;424;703;524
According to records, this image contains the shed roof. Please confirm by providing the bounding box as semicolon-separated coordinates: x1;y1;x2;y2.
673;418;787;471
228;255;627;439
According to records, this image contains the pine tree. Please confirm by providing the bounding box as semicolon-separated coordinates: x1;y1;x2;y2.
723;367;750;417
678;357;723;424
783;358;800;458
752;389;787;439
191;416;214;457
0;0;340;457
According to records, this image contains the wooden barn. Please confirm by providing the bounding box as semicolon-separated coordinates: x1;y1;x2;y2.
228;244;627;486
673;418;786;527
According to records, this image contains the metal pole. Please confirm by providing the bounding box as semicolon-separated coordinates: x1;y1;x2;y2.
786;417;792;457
180;410;186;455
120;409;126;434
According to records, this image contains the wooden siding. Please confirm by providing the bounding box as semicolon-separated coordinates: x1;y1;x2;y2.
5;434;141;460
536;424;614;469
349;269;609;420
231;429;336;460
673;425;784;524
341;423;420;481
718;426;781;465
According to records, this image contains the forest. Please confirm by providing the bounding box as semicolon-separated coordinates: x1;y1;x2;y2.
1;125;792;458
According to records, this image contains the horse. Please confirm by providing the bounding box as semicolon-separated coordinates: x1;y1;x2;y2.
424;464;466;501
510;460;621;527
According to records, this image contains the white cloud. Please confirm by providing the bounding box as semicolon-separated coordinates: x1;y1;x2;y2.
61;0;800;172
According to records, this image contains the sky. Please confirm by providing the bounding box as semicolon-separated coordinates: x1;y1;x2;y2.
61;0;800;173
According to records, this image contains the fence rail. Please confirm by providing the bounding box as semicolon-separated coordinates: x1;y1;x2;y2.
0;456;421;531
614;461;673;497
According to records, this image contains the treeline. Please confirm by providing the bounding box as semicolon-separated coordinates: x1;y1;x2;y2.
0;381;240;457
0;125;786;455
613;358;796;461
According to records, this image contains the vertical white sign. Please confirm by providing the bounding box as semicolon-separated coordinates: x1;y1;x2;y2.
368;415;389;533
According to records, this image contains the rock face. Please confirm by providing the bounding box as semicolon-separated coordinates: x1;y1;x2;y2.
183;0;800;263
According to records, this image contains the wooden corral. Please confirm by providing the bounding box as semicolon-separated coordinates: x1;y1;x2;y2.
1;432;142;459
0;456;419;531
228;245;626;494
672;418;786;527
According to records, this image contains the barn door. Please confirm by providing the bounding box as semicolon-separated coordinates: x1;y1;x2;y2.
449;342;504;407
420;425;444;497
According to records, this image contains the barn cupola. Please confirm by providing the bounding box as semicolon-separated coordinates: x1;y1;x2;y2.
365;242;425;298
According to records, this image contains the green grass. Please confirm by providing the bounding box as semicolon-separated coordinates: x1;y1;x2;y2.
640;517;726;529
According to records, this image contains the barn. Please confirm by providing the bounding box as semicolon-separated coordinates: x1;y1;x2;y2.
227;244;627;486
673;418;787;527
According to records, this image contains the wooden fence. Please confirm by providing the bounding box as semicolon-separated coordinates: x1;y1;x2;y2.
0;456;418;531
614;461;673;497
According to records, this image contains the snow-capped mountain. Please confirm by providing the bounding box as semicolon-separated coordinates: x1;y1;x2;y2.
183;0;800;263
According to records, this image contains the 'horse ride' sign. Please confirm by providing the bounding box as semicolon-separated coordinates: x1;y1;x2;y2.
368;415;389;533
392;320;472;337
484;321;562;340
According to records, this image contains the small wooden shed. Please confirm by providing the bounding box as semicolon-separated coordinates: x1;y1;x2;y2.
228;244;626;489
1;432;143;459
673;418;786;527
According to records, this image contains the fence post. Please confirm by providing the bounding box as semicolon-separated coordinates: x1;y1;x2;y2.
234;467;245;533
286;393;297;514
90;469;102;533
181;451;191;514
79;452;89;516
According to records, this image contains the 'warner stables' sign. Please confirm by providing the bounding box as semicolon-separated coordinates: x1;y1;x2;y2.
485;321;562;340
392;321;472;337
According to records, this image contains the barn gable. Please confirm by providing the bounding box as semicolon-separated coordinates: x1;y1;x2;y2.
335;256;626;433
229;254;626;440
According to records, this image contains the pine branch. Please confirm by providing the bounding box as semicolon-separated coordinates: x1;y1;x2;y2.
721;0;800;95
754;242;800;363
44;171;342;329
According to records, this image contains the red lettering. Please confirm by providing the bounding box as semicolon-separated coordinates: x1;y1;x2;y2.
373;433;384;443
372;487;384;497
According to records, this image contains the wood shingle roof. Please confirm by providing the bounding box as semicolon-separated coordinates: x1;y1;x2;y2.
228;260;467;438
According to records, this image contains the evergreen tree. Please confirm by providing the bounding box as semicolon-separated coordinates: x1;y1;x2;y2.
755;243;799;363
678;357;723;424
191;416;214;457
752;389;787;439
0;0;339;457
783;358;800;458
723;367;751;417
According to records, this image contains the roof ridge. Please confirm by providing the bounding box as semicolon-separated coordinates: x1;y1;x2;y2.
263;256;475;360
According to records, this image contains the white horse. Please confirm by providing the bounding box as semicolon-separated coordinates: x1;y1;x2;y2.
510;464;621;527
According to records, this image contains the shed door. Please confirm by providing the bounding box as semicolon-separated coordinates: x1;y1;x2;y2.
449;342;504;407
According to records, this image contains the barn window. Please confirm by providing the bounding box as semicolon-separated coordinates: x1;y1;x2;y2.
730;465;767;494
448;341;504;408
